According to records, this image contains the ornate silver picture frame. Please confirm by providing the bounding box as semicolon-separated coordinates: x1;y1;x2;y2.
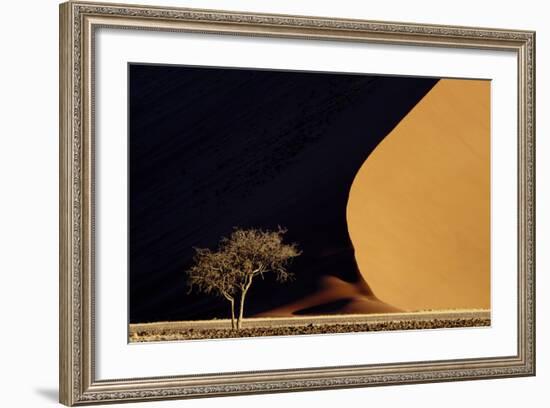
59;1;535;405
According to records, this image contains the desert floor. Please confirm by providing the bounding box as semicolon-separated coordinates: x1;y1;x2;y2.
129;309;490;342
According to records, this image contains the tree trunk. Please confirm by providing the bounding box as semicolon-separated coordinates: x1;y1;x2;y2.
237;289;248;330
229;298;236;330
236;276;254;330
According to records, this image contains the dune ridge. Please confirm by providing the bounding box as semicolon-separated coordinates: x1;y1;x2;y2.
257;78;490;317
256;275;400;317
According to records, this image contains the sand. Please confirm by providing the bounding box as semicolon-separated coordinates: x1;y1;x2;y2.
129;310;491;342
256;275;400;317
347;79;490;312
255;79;490;317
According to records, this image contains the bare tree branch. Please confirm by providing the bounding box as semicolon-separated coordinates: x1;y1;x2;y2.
185;227;301;330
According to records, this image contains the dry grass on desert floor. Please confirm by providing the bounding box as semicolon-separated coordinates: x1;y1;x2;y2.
129;309;490;342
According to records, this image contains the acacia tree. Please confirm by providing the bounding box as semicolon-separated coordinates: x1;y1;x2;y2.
186;227;300;330
186;248;239;329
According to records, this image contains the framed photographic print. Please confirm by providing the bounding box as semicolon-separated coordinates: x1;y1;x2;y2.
59;1;536;405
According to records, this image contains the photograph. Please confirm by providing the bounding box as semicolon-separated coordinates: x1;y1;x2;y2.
0;0;544;405
57;2;535;404
128;64;491;342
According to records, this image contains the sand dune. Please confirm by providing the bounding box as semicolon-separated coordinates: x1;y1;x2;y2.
347;79;490;311
258;79;490;317
256;276;400;317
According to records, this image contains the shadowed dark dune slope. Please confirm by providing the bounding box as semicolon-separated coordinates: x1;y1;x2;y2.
129;64;438;323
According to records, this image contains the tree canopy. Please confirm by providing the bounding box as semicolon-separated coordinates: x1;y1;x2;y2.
186;227;300;329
